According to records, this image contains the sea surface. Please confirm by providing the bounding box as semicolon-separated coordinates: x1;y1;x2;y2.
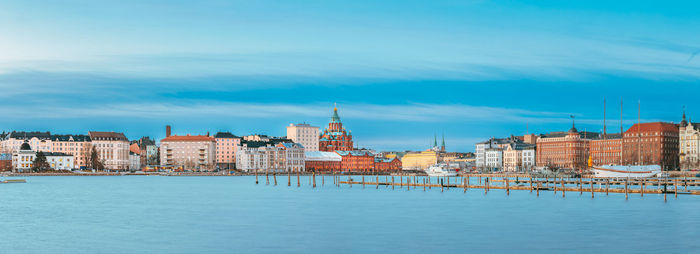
1;176;698;253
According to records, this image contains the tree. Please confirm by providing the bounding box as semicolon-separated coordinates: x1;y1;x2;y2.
89;146;104;170
32;151;50;172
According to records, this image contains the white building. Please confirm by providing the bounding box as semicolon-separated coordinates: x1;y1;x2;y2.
484;148;504;170
89;131;130;171
680;112;700;170
45;152;75;171
12;143;36;172
129;152;141;171
286;123;319;152
503;143;536;172
476;137;519;169
278;143;306;172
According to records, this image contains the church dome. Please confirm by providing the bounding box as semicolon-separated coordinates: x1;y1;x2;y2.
20;142;31;150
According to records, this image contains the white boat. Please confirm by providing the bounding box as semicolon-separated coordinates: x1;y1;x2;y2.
592;165;662;178
425;163;458;177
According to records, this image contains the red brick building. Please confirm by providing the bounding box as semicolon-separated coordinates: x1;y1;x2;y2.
337;150;374;172
304;151;342;172
590;133;623;165
536;125;595;171
622;122;679;170
319;106;354;152
374;157;402;172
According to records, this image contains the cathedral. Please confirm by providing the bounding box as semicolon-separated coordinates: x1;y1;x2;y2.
319;105;354;152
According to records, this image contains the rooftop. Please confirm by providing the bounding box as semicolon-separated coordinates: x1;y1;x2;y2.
161;134;215;142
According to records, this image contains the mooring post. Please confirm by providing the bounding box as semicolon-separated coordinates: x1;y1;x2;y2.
424;178;426;191
590;178;594;198
561;179;565;198
675;178;678;198
376;176;379;189
297;172;300;187
506;177;510;196
530;176;533;193
312;172;316;188
466;175;470;192
255;171;259;184
625;179;629;200
684;176;688;192
407;177;411;191
463;177;467;193
554;176;557;194
441;178;444;192
428;176;431;189
392;176;395;190
362;175;365;188
288;171;291;186
348;175;352;188
273;173;277;186
266;173;270;185
536;183;540;197
640;178;644;197
579;177;583;195
606;178;609;195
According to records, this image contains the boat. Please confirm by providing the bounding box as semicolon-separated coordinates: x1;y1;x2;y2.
592;165;662;178
425;163;458;177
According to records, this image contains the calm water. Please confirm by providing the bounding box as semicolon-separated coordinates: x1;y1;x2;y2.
1;176;698;253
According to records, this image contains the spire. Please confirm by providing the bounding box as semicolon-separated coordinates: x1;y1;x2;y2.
433;133;437;147
680;105;688;127
568;115;578;133
441;132;445;148
331;103;341;123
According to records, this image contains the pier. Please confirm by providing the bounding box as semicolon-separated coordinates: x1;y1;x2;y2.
258;173;700;199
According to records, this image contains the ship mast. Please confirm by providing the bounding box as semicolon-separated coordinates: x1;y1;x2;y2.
620;98;623;165
603;97;606;165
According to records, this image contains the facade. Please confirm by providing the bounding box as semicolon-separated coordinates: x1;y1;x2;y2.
622;122;678;170
277;143;306;172
374;157;402;171
213;132;241;170
475;137;519;169
400;150;439;170
236;141;285;173
45;152;74;170
12;143;36;172
319;106;354;152
503;143;536;172
536;126;596;171
589;133;623;166
336;150;374;172
89;131;130;171
129;152;141;170
679;112;700;170
160;134;217;171
132;136;158;166
286;123;319;152
1;131;53;153
51;134;92;169
304;151;342;172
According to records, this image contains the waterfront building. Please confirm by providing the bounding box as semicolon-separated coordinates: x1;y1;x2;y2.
129;152;141;171
1;131;53;153
304;151;342;172
213;132;241;170
277;143;306;172
160;134;217;171
132;136;158;166
622;122;678;170
12;142;36;172
503;142;536;172
319;105;354;152
589;133;623;166
374;157;402;171
679;112;700;170
400;150;439;170
89;131;130;171
45;152;74;170
286;123;319;152
475;137;516;169
536;124;597;171
336;150;374;172
0;153;11;171
50;134;92;169
236;141;285;172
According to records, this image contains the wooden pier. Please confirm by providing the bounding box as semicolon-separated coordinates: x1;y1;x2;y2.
258;173;700;199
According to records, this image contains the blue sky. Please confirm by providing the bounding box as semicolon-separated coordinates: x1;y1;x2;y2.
1;0;699;152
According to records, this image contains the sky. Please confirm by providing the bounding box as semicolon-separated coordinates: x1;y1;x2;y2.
1;0;699;152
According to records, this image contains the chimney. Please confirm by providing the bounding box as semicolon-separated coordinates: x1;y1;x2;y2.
166;125;171;137
206;131;210;137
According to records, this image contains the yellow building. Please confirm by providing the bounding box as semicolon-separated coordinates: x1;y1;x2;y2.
400;150;439;170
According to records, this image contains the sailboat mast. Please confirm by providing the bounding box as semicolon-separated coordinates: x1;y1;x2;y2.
620;99;623;165
603;97;606;165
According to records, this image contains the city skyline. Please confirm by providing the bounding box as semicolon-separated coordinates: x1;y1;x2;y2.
1;1;699;152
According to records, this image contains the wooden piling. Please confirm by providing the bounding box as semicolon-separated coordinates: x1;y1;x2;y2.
273;173;277;186
312;172;316;188
407;177;410;191
266;173;270;185
297;173;300;187
675;178;678;198
322;175;325;186
579;177;583;195
463;177;467;193
506;177;510;196
606;178;609;195
424;178;426;191
288;172;291;186
561;179;565;198
625;179;628;200
554;176;557;194
536;183;540;197
255;171;259;184
362;175;365;188
392;176;395;190
640;178;644;197
590;178;594;198
376;176;379;189
530;176;533;193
